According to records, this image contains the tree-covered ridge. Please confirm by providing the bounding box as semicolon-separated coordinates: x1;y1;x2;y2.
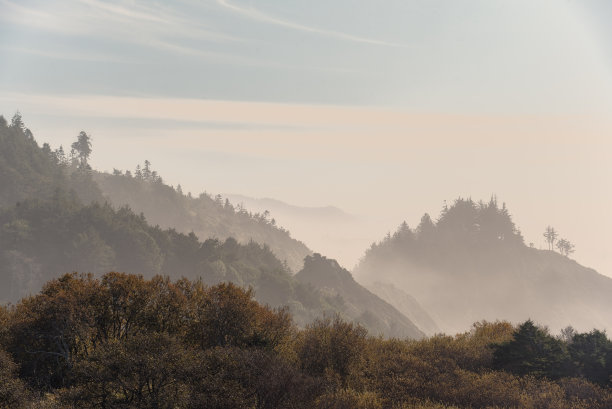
296;253;426;339
0;112;310;272
354;198;612;334
93;166;311;272
361;197;524;270
0;113;103;209
1;274;610;408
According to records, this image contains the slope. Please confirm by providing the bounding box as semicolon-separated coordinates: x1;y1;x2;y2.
354;198;612;334
0;113;310;272
296;253;425;339
93;169;311;272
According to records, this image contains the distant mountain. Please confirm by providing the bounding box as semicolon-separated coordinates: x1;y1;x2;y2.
295;253;425;339
224;194;374;269
354;198;612;334
225;194;355;223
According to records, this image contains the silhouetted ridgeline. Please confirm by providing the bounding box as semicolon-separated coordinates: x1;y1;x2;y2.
93;170;311;272
0;113;310;272
0;274;610;408
354;198;612;334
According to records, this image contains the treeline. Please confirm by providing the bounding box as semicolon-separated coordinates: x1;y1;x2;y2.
1;273;610;408
359;197;524;272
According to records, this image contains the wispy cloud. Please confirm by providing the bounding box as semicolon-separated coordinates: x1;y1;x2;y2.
215;0;406;47
73;0;167;23
0;0;243;56
0;45;134;63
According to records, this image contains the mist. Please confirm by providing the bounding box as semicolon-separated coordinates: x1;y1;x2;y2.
1;0;611;406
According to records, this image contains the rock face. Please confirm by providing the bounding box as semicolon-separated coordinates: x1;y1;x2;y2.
295;253;425;339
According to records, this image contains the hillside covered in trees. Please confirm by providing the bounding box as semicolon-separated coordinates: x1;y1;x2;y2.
0;113;310;272
0;193;425;336
354;198;612;334
0;113;103;208
296;253;425;339
0;113;425;337
93;169;311;272
1;274;610;408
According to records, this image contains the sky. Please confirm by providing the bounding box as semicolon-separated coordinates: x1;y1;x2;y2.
1;0;612;275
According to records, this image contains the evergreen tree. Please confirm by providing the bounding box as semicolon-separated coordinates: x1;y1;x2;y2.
10;111;24;131
543;226;558;251
493;320;569;379
70;131;92;168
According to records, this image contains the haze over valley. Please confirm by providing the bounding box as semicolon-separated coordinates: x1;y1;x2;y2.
1;1;611;407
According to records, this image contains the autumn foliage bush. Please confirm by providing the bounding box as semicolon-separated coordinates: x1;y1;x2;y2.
0;273;610;408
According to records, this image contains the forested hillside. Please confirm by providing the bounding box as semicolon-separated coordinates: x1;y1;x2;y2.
0;194;330;326
296;253;425;339
1;274;610;408
354;198;612;334
93;169;311;272
0;113;310;272
0;113;103;208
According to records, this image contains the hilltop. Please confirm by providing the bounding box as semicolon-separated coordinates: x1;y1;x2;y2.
354;198;612;334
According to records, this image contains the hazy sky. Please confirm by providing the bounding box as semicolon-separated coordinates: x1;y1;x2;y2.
1;0;612;276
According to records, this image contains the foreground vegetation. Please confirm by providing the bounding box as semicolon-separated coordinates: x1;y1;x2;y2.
1;273;610;409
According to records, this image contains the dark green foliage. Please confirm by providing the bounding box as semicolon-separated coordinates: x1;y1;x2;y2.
493;320;569;379
493;320;612;387
568;330;612;386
